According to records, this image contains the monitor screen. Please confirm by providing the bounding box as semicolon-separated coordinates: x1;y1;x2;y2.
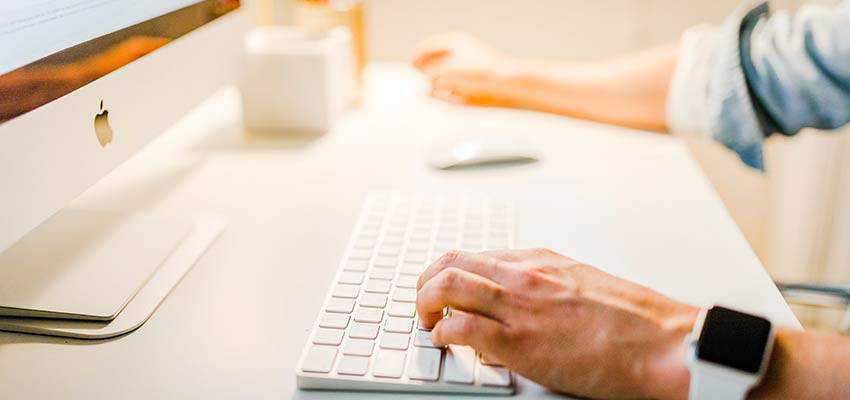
0;0;240;124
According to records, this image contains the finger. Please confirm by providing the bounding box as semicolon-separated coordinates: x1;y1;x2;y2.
417;250;508;291
412;48;450;71
481;248;566;263
430;86;469;105
410;31;463;67
431;310;508;354
479;249;531;262
417;267;506;329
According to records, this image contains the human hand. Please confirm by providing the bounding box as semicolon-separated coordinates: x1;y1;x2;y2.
411;32;524;107
416;248;698;400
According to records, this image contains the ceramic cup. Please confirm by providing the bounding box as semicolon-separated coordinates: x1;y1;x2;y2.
239;26;353;133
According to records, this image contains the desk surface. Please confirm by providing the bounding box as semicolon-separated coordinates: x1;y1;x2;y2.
0;65;798;399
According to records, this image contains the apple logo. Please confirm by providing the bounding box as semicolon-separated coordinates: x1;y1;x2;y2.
94;100;113;148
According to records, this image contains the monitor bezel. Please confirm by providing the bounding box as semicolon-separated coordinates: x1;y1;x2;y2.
0;0;241;125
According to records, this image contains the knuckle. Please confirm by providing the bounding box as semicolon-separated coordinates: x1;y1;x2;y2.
503;322;527;343
492;258;511;272
489;283;506;303
437;267;461;291
528;263;559;277
530;247;555;257
440;250;462;266
571;262;596;274
518;266;544;286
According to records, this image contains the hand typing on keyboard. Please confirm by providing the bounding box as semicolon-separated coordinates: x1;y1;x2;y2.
416;248;699;400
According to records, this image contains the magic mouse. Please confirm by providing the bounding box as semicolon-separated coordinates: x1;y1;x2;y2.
428;136;540;170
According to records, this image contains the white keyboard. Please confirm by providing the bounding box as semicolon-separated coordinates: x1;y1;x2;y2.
296;192;516;395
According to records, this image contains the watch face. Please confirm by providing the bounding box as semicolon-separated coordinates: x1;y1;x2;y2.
696;306;772;374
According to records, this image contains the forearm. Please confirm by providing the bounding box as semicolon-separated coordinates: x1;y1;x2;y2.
750;328;850;399
502;43;679;132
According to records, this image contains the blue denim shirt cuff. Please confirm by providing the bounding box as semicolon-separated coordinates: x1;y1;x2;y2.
708;2;771;171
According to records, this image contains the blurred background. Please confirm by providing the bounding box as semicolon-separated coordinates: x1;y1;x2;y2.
257;0;850;330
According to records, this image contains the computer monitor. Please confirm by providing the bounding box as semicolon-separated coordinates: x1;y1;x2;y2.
0;0;248;252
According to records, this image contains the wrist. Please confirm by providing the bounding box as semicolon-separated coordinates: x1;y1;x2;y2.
642;305;699;400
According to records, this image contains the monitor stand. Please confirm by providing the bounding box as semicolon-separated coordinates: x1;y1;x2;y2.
0;209;225;339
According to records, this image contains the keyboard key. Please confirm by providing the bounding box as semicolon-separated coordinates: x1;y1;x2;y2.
319;313;350;329
332;284;360;299
336;355;370;376
364;279;391;294
461;242;483;251
354;239;376;250
378;247;400;257
382;236;404;246
489;232;510;241
326;298;355;314
384;317;413;333
432;246;453;256
360;293;388;308
403;253;427;263
480;354;503;366
348;249;373;260
399;261;427;276
392;288;417;303
462;231;483;240
395;218;410;227
409;232;431;241
369;268;395;280
412;223;432;231
342;339;374;356
407;242;429;252
349;322;379;339
479;365;511;387
355;308;384;323
400;264;425;276
437;228;457;237
373;257;398;268
395;275;418;289
387;302;416;318
380;332;409;350
363;219;382;229
301;345;337;373
407;347;442;381
344;260;369;272
359;230;380;239
339;272;364;285
313;328;344;345
416;318;431;331
413;330;436;347
372;350;406;378
443;345;475;384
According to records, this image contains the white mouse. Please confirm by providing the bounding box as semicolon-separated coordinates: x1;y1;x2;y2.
428;136;540;170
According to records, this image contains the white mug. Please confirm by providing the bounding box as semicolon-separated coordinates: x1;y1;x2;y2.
239;26;353;133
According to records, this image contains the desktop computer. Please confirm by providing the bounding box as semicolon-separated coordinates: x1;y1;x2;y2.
0;1;247;335
1;0;246;252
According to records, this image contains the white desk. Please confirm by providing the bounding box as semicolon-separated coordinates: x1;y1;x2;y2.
0;65;798;399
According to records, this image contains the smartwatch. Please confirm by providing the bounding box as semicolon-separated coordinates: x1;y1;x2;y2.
685;305;775;400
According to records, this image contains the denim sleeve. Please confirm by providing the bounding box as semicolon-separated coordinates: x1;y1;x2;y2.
667;1;850;171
